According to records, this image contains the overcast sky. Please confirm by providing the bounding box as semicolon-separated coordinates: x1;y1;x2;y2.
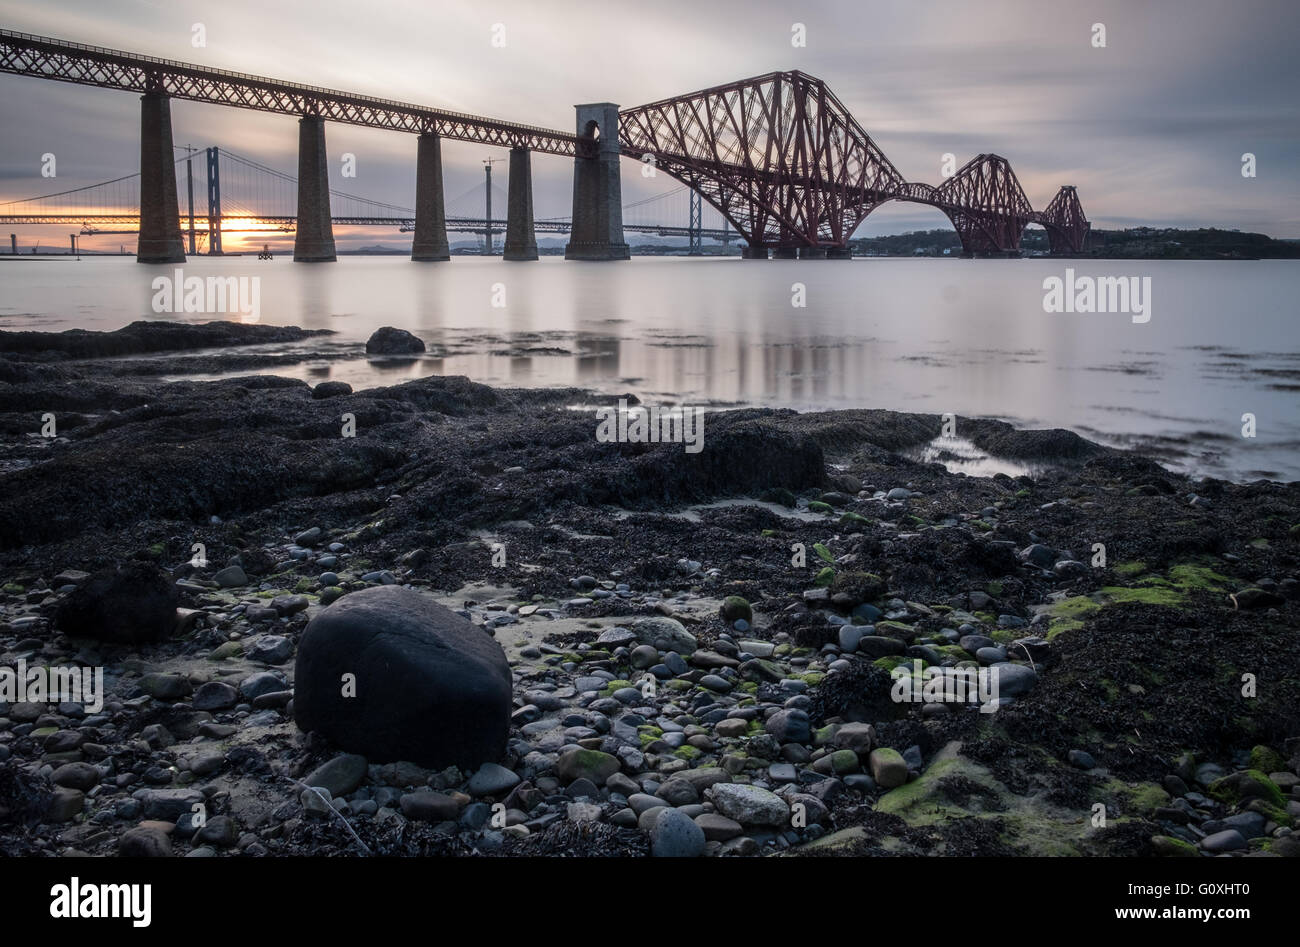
1;0;1297;252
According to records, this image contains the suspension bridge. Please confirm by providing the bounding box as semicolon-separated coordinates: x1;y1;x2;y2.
0;145;737;255
0;29;1090;263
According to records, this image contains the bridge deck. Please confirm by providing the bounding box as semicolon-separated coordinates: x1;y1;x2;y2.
0;213;733;241
0;30;585;157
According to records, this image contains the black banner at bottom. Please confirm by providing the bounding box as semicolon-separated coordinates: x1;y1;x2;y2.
0;854;1283;933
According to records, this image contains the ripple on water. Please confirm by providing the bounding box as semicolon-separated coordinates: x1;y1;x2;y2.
906;436;1042;479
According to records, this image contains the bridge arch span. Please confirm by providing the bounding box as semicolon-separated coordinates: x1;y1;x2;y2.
846;196;963;255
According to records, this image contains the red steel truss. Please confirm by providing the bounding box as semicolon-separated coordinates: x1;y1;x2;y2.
933;153;1033;256
619;71;906;249
1036;185;1091;253
620;70;1090;255
0;30;585;157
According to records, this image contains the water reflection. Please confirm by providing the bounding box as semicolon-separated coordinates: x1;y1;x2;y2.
3;256;1297;481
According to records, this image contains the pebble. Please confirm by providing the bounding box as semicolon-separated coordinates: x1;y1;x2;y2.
765;708;811;743
837;625;863;652
650;807;706;857
304;754;369;797
868;748;909;789
301;787;336;817
711;783;789;826
192;681;239;711
51;762;99;791
467;762;521;797
988;662;1037;697
213;565;248;588
239;671;287;701
118;826;172;857
247;634;293;664
399;792;462;822
1068;749;1097;770
1199;829;1247;853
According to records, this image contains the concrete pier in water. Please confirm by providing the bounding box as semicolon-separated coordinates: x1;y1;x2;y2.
136;92;185;264
411;132;451;261
294;116;336;262
503;146;538;261
565;103;630;261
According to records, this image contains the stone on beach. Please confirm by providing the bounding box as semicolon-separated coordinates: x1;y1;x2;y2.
629;616;698;655
365;326;425;355
294;585;512;769
869;748;910;789
710;783;789;826
650;807;707;857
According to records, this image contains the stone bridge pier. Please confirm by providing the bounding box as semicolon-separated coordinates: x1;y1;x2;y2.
411;132;451;261
294;116;336;262
137;91;186;264
565;103;629;261
503;146;538;261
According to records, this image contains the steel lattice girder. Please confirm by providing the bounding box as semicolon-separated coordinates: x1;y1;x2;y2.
933;154;1032;253
0;30;585;157
619;70;904;248
620;72;1090;254
1036;185;1091;253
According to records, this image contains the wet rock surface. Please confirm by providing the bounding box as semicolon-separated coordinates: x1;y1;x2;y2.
365;326;425;355
0;330;1298;858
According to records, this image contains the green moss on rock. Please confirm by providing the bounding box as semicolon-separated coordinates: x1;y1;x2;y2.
1150;835;1198;857
1248;745;1286;774
1112;561;1147;577
720;596;752;623
830;571;886;601
1207;769;1286;808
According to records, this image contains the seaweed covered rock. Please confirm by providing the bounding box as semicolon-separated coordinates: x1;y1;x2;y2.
54;561;178;644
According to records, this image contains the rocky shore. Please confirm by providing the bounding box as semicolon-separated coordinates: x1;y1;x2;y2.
1;321;1298;858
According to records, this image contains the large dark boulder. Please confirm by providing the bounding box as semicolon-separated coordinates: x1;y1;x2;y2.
54;561;178;644
294;585;511;768
365;326;425;355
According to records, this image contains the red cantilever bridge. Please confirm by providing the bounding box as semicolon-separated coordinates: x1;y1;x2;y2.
620;71;1089;258
0;29;1088;262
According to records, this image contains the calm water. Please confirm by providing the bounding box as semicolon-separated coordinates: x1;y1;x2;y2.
2;255;1298;482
